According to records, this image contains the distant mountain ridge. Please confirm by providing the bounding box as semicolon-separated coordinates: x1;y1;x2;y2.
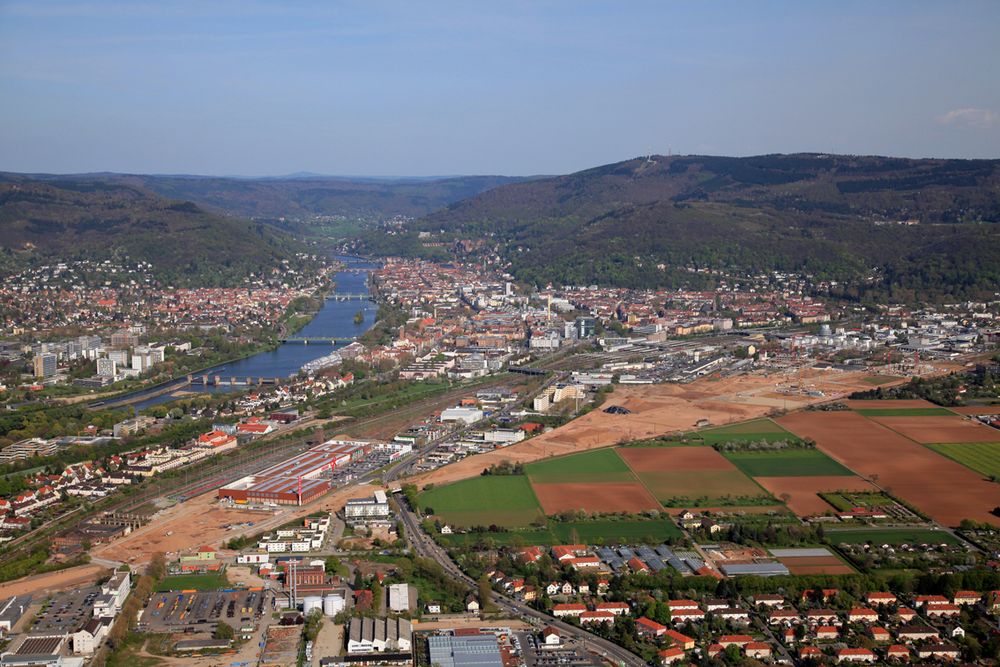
401;153;1000;301
0;174;308;286
11;172;532;221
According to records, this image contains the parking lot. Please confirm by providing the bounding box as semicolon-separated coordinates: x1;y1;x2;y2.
33;586;102;633
141;589;273;633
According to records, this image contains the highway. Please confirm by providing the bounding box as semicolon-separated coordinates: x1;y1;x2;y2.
393;492;649;667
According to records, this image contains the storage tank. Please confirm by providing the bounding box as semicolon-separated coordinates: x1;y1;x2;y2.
303;596;323;614
323;594;345;616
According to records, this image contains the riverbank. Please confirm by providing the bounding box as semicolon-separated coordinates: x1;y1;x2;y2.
95;256;380;411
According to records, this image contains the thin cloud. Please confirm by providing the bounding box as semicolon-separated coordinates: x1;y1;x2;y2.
936;107;999;129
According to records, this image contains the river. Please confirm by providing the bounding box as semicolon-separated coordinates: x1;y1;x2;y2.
125;255;379;411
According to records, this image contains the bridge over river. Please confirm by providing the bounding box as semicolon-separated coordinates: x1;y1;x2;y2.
278;336;358;345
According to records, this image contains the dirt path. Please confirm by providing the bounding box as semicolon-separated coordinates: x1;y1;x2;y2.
0;563;109;597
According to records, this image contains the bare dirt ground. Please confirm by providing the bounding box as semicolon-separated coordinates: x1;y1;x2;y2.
532;482;660;514
0;563;109;597
410;368;891;489
871;415;1000;443
754;475;878;517
93;483;376;566
780;556;854;575
951;406;1000;415
92;493;276;564
778;411;1000;526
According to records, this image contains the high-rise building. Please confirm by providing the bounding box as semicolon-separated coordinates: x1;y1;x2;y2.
33;353;57;378
110;331;138;349
96;358;118;378
108;348;129;366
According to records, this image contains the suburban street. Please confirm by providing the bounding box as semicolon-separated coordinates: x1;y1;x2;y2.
394;493;648;667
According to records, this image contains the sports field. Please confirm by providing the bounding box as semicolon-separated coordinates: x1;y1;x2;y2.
723;449;854;477
926;442;1000;480
824;528;963;546
155;572;229;592
525;448;634;483
418;475;545;527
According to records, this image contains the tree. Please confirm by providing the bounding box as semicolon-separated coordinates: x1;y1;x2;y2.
478;574;493;611
371;579;383;614
214;621;235;641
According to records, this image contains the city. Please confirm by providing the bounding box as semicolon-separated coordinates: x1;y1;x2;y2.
2;3;1000;667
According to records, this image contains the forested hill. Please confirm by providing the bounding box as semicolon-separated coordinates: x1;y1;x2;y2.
404;154;1000;301
102;173;529;221
0;174;310;286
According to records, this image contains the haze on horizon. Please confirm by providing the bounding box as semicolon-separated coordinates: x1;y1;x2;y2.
1;0;998;178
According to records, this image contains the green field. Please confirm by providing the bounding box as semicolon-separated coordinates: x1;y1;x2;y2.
854;407;954;416
724;449;854;477
927;442;1000;480
155;571;230;592
688;419;801;445
525;448;635;483
418;475;545;527
825;528;962;546
434;518;682;548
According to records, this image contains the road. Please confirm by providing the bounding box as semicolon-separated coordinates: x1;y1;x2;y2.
394;493;648;667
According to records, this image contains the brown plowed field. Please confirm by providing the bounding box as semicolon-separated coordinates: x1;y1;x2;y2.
618;446;735;471
778;411;1000;527
872;416;1000;443
951;406;1000;415
755;475;877;517
531;482;660;514
780;556;854;575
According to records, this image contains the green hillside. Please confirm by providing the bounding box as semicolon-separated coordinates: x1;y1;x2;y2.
0;175;310;286
385;153;1000;301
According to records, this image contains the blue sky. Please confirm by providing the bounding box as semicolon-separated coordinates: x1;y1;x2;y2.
1;1;998;176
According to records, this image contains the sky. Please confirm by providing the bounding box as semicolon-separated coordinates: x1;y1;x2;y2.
1;1;998;176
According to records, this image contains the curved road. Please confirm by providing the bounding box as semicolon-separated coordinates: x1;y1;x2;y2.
393;492;647;667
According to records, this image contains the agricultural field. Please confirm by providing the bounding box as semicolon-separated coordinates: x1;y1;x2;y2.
617;446;772;506
434;519;682;548
927;442;1000;480
873;415;1000;443
770;547;854;575
685;418;801;445
754;475;878;517
531;481;659;514
155;571;230;592
525;448;634;483
723;449;854;477
418;475;545;527
825;528;963;546
853;407;954;416
779;410;1000;527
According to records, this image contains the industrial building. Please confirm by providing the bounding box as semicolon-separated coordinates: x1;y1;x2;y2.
347;617;412;654
344;490;390;521
426;633;503;667
217;439;372;506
